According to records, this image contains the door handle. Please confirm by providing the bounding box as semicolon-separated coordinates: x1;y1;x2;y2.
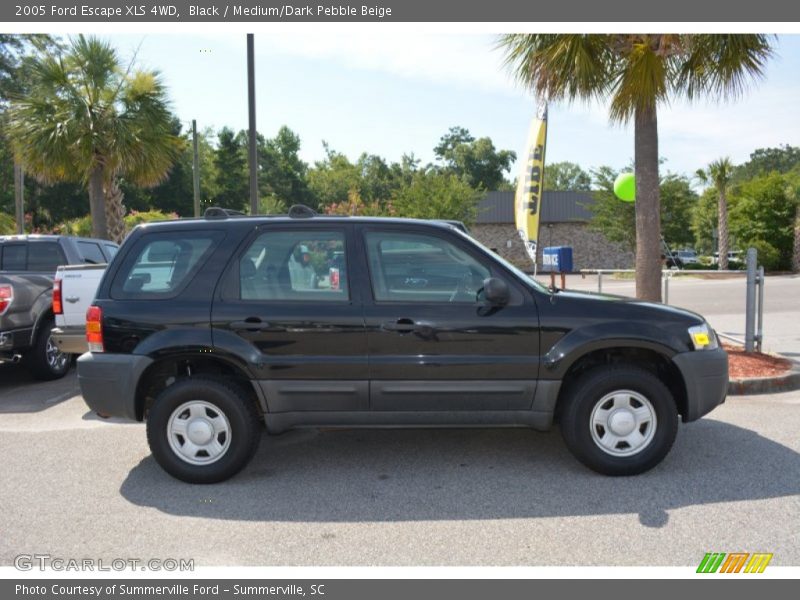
65;296;80;303
230;319;274;332
381;318;418;333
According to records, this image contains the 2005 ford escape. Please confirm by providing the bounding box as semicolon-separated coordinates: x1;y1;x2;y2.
77;206;728;483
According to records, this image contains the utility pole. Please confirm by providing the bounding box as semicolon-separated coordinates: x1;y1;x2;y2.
14;161;24;234
192;119;201;217
247;33;258;215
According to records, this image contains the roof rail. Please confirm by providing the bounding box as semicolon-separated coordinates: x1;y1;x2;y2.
204;207;245;219
288;204;316;219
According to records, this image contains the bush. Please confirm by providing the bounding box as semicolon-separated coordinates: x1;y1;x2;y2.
57;215;93;237
0;213;16;235
124;209;178;229
744;240;782;271
56;209;178;239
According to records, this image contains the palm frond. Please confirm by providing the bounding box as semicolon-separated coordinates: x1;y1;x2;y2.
676;34;775;102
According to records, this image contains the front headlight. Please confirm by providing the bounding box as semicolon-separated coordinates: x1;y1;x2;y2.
688;323;719;350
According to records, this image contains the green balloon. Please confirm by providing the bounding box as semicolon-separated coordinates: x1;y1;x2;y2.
614;172;636;202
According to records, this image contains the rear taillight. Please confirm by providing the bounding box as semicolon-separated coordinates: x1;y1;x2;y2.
86;305;103;352
53;279;63;315
0;284;12;315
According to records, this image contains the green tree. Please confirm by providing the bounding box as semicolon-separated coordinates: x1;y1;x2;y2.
660;174;697;249
691;188;718;255
434;126;516;190
6;35;182;241
258;126;312;209
544;161;592;191
729;172;796;271
393;170;480;224
307;144;362;209
696;157;735;269
0;34;59;229
499;34;773;301
787;173;800;273
589;167;697;253
735;145;800;181
212;127;248;211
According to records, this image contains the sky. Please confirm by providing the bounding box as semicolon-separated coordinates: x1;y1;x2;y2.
101;32;800;181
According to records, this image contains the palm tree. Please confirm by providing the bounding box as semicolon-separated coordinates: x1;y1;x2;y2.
6;35;181;241
498;34;773;301
696;158;735;270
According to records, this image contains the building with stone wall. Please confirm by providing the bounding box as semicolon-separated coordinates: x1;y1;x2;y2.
471;191;634;272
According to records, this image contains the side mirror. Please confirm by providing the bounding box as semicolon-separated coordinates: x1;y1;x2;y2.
482;277;510;306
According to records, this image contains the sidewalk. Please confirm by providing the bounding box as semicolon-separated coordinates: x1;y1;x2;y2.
542;274;800;358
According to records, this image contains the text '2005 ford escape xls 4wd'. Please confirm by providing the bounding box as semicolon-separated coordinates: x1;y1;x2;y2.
77;206;728;483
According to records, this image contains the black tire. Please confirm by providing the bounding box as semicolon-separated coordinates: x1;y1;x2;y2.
559;366;678;476
25;319;71;381
146;377;261;484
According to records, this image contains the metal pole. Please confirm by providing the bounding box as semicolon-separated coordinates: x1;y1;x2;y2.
14;162;24;234
744;247;757;352
598;272;603;294
247;33;258;215
756;265;765;352
192;119;201;218
663;272;669;305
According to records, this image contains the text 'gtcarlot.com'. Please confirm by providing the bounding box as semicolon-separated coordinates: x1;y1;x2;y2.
14;554;194;571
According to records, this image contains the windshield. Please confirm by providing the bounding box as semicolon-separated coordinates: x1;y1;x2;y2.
453;229;550;294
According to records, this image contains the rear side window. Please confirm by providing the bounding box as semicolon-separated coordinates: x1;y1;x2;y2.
27;242;66;272
77;241;106;264
1;244;26;271
111;231;223;298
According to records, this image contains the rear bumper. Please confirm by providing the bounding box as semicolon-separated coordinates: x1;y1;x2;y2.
51;326;87;355
77;352;153;421
672;346;729;422
0;327;33;355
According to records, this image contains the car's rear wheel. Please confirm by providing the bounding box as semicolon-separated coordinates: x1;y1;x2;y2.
26;319;71;381
146;377;261;483
559;366;678;475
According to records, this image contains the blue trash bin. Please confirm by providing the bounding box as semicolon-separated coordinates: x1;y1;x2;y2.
542;246;573;273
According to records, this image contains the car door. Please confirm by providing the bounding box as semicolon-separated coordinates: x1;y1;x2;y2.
211;224;369;413
358;225;540;412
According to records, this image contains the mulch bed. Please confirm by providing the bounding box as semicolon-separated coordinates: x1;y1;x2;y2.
723;342;794;379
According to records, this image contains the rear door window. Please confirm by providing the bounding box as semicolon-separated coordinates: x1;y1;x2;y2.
27;242;66;272
237;229;348;302
111;231;223;298
0;244;26;271
77;241;106;264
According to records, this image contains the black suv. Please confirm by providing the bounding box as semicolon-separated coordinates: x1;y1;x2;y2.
77;208;728;483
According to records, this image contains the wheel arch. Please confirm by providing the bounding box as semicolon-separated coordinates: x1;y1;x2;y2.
553;345;689;422
134;349;265;421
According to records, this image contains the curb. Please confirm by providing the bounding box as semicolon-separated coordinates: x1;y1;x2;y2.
727;360;800;396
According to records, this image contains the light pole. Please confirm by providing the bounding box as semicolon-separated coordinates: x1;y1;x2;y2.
247;34;258;215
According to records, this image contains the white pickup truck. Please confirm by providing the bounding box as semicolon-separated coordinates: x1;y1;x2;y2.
51;264;108;355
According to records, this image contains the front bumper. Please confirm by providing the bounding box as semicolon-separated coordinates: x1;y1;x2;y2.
77;352;153;421
672;346;729;422
51;326;88;355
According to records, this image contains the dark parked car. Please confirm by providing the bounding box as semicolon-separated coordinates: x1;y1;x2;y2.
0;235;117;379
77;208;728;483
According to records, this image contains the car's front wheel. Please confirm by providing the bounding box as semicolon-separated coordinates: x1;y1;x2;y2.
146;377;262;483
559;366;678;476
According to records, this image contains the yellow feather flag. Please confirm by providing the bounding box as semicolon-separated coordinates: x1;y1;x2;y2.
515;104;548;270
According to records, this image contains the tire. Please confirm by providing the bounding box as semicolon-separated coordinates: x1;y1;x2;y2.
559;366;678;476
146;377;262;484
25;319;71;381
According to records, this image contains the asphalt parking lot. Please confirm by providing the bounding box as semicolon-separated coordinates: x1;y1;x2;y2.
1;359;799;567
